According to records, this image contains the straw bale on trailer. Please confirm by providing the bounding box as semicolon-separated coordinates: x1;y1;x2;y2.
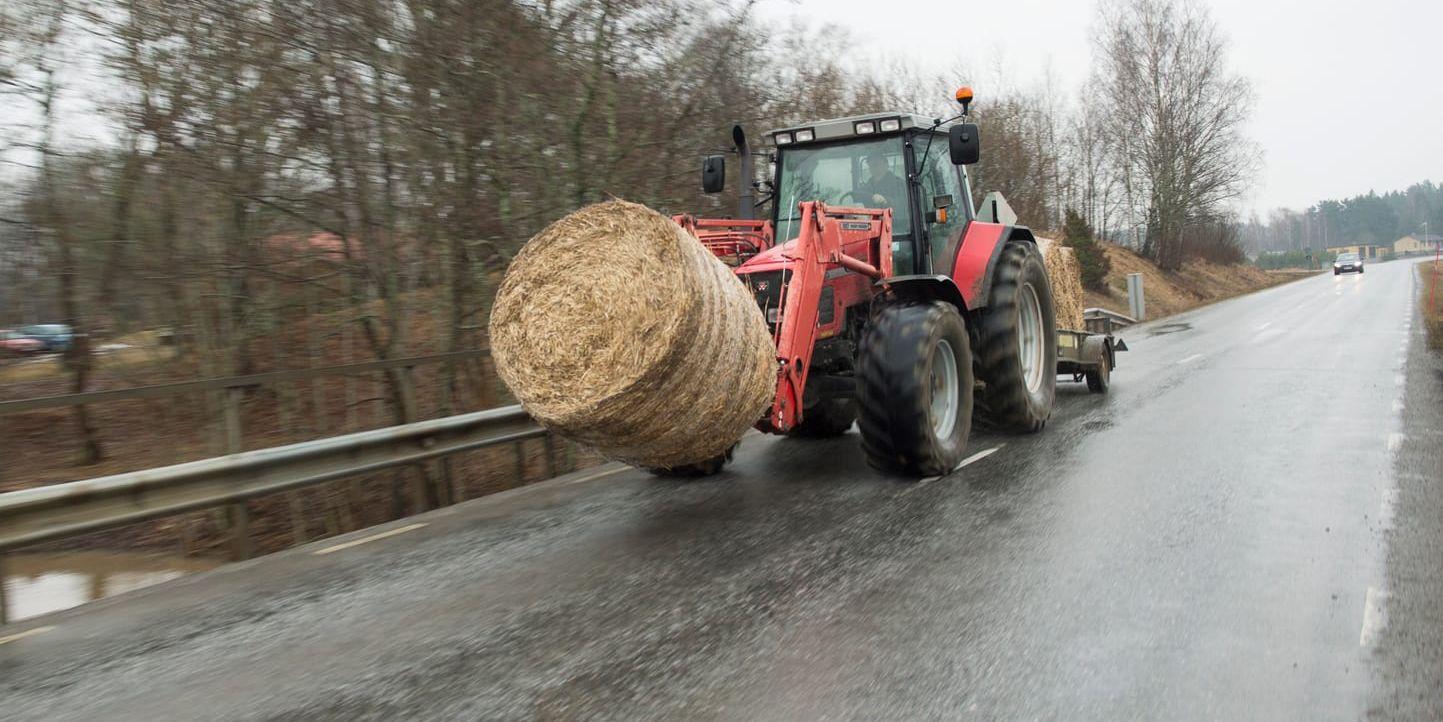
1037;237;1086;330
490;200;775;469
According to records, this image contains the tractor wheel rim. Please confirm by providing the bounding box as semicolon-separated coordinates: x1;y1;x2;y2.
930;338;959;439
1018;283;1046;394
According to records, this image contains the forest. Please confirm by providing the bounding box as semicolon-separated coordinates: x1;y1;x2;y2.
1241;181;1443;257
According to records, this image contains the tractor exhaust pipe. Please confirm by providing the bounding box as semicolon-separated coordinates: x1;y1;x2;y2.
732;124;753;220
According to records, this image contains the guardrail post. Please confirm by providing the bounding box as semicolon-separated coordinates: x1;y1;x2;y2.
222;388;251;558
223;388;243;454
227;502;252;561
1126;273;1146;321
543;435;556;478
0;552;9;626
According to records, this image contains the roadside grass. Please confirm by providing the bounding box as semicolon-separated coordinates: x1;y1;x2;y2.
1422;260;1442;350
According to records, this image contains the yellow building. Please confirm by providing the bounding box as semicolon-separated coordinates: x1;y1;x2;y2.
1393;234;1442;255
1325;243;1388;259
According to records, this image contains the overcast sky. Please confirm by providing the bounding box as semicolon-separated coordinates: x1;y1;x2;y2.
759;0;1443;215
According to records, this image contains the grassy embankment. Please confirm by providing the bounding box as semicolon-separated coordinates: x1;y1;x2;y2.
1081;242;1308;321
1422;260;1442;350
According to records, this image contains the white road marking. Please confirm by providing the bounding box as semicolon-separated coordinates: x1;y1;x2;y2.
954;446;1001;470
314;522;428;555
0;626;55;646
561;466;627;486
1360;586;1389;647
1395;373;1406;387
913;446;1002;486
1176;354;1203;365
1393;399;1406;414
1380;489;1398;529
1388;433;1405;452
1256;322;1272;331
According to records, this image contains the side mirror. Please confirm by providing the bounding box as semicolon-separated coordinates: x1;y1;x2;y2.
702;155;726;193
948;123;980;165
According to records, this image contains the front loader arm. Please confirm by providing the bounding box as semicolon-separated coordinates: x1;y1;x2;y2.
763;201;892;433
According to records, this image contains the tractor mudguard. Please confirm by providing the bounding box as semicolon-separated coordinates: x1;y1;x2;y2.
937;221;1037;309
879;275;969;314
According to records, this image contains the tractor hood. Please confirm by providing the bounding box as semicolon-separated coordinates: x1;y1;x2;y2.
735;239;797;274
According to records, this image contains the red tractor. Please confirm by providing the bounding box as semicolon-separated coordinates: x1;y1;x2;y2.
675;89;1061;476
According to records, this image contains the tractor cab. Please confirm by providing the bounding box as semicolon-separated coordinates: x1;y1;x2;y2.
763;111;977;276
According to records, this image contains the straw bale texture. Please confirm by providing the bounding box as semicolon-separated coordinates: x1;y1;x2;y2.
490;200;775;469
1037;237;1086;330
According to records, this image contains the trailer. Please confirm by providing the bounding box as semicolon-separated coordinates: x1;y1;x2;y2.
1056;313;1130;393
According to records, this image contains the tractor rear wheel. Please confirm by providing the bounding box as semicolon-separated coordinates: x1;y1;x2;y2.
973;241;1057;432
788;396;856;438
856;301;974;476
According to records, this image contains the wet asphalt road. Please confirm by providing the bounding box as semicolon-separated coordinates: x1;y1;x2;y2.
2;259;1439;721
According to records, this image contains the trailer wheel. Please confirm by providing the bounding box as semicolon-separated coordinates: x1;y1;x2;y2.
973;241;1057;432
1085;353;1111;393
788;396;856;438
857;301;974;476
647;444;735;477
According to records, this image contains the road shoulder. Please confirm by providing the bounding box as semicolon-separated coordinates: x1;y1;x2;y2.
1370;282;1443;720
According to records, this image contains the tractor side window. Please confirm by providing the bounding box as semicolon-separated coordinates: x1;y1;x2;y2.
915;141;965;273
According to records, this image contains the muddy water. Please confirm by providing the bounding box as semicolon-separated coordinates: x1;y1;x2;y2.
3;551;219;623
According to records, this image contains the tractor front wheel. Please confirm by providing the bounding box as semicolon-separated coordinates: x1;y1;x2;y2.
973;241;1058;432
788;396;857;438
857;301;974;476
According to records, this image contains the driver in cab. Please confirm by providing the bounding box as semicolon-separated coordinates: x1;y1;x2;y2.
856;151;905;210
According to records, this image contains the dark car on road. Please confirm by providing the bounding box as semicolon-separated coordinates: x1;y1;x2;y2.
1333;252;1364;275
19;323;74;352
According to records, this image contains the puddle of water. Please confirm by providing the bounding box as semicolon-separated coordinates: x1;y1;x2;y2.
3;551;219;622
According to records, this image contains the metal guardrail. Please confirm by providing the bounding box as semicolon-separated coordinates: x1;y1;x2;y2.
1083;307;1138;329
0;404;541;554
0;404;558;624
0;350;484;415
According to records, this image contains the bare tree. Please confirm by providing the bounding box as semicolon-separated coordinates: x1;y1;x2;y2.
1093;0;1256;269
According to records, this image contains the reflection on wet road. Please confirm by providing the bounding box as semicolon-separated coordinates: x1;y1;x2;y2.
4;552;217;622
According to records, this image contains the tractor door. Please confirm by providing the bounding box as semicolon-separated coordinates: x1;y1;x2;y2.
913;133;969;275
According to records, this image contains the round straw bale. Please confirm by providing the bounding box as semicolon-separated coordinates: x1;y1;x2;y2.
490;200;775;469
1037;237;1086;330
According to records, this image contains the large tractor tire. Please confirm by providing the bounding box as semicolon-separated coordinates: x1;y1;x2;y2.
973;241;1058;432
856;301;974;476
788;396;857;438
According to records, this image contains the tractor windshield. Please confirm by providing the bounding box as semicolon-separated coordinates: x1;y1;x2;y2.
773;137;911;243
